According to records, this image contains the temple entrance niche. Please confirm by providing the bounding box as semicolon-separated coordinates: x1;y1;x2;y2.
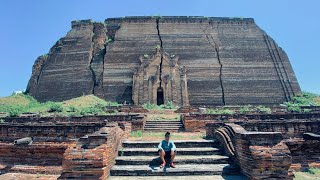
157;87;164;105
132;47;189;107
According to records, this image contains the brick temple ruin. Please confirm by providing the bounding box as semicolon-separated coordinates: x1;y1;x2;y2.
0;16;319;179
26;16;300;106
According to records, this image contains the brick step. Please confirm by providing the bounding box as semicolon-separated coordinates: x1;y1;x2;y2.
145;122;183;125
110;164;238;176
122;140;218;148
143;127;184;129
143;129;185;132
118;147;221;156
108;175;246;180
115;155;229;165
145;121;182;123
144;125;184;128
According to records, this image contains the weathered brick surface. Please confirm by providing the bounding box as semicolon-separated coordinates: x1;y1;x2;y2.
0;123;104;142
213;123;292;179
0;142;69;166
27;16;300;106
189;113;320;137
1;114;144;142
26;20;96;102
235;133;292;179
58;123;126;179
285;138;320;171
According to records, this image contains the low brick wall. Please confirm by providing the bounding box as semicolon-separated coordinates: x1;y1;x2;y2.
58;122;127;179
0;123;105;142
205;119;320;140
0;142;70;166
2;114;143;124
0;114;145;142
211;123;292;179
241;119;320;139
285;138;320;171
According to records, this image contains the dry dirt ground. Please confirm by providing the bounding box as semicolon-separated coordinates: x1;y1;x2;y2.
129;131;206;141
0;173;59;180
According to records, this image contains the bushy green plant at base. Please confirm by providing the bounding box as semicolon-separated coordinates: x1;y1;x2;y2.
207;108;235;115
256;105;272;114
143;103;159;109
239;105;254;114
284;92;319;113
8;108;21;117
48;102;63;112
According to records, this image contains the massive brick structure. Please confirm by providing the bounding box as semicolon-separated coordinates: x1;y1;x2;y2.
26;16;300;106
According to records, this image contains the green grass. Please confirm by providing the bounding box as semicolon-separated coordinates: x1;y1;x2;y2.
130;130;143;138
0;94;121;117
294;168;320;180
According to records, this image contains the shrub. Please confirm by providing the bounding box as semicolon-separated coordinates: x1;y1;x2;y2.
143;102;161;110
39;54;49;59
68;106;78;112
8;108;21;117
79;106;102;115
285;102;302;113
220;109;235;115
292;92;317;106
143;101;178;110
0;119;5;123
162;101;178;109
207;108;235;115
48;103;63;112
256;105;272;114
239;105;253;114
282;92;320;113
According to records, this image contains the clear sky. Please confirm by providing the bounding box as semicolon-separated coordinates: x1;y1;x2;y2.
0;0;319;97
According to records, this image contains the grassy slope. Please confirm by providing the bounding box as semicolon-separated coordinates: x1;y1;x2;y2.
0;94;118;117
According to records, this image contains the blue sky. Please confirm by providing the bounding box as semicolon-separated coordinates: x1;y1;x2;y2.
0;0;319;97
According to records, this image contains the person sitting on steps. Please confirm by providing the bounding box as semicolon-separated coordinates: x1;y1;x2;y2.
158;132;176;168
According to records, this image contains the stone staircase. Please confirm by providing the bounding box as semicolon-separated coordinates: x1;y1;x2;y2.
109;140;241;179
144;120;185;132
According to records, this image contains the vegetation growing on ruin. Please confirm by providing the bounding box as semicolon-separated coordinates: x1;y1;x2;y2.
39;54;49;59
207;108;235;115
206;105;272;115
0;94;120;117
256;105;272;114
239;105;253;114
143;101;178;110
283;92;319;113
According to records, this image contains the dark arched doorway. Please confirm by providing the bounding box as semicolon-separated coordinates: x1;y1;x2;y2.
157;87;164;105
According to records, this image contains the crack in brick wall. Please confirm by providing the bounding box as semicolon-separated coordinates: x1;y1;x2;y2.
201;25;226;105
156;18;164;88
